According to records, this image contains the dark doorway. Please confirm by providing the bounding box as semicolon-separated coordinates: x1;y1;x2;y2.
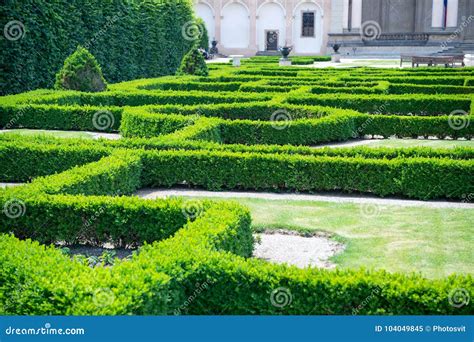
266;31;278;51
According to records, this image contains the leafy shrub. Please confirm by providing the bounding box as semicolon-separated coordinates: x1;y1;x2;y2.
54;46;107;92
177;46;209;77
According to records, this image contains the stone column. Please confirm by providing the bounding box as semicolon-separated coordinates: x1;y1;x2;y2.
215;0;222;42
286;0;293;47
447;0;459;27
342;0;350;31
431;0;444;28
351;0;362;31
249;0;257;51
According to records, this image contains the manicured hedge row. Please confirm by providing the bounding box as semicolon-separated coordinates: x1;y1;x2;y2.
5;133;472;162
164;118;222;143
339;76;467;86
147;103;343;121
0;141;109;182
21;150;142;196
0;193;189;247
140;81;242;92
0;104;123;132
117;137;474;160
140;149;473;199
356;114;474;139
287;93;472;115
310;82;389;95
0;234;175;315
28;90;273;107
239;83;295;93
219;115;355;145
127;111;473;145
1;0;194;95
0;150;190;246
387;83;474;94
120;110;193;138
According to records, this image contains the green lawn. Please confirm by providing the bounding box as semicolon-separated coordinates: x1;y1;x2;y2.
0;129;94;139
193;197;473;278
366;138;474;149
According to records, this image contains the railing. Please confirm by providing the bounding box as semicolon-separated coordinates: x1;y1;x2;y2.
374;33;430;41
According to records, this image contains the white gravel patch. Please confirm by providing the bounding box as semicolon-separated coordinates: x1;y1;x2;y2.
0;183;24;188
253;230;344;269
0;129;121;140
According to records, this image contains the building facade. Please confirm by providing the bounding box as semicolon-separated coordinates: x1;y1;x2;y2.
194;0;474;56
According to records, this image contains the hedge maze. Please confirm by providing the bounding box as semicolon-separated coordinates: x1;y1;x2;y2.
1;64;473;315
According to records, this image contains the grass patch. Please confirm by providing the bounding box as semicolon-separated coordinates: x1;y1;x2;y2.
183;196;473;278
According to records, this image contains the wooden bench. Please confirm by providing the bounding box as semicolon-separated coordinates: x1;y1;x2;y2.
403;55;465;68
400;54;413;67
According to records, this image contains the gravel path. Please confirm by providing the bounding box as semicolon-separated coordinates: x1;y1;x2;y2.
0;129;121;140
0;183;23;188
253;230;344;269
136;188;474;209
2;184;471;209
312;139;379;148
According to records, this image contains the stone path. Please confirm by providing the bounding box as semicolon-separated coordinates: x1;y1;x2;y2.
0;183;23;188
2;182;471;209
136;188;474;209
0;129;121;140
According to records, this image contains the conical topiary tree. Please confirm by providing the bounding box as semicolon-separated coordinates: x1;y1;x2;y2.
54;46;107;92
177;45;209;77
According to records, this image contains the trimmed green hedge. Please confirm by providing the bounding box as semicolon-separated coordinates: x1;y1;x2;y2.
1;0;194;95
141;149;473;200
0;234;175;315
0;104;123;132
355;114;474;139
120;110;194;138
0;140;109;182
29;90;272;107
287;93;472;116
220;115;355;145
23;150;143;196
